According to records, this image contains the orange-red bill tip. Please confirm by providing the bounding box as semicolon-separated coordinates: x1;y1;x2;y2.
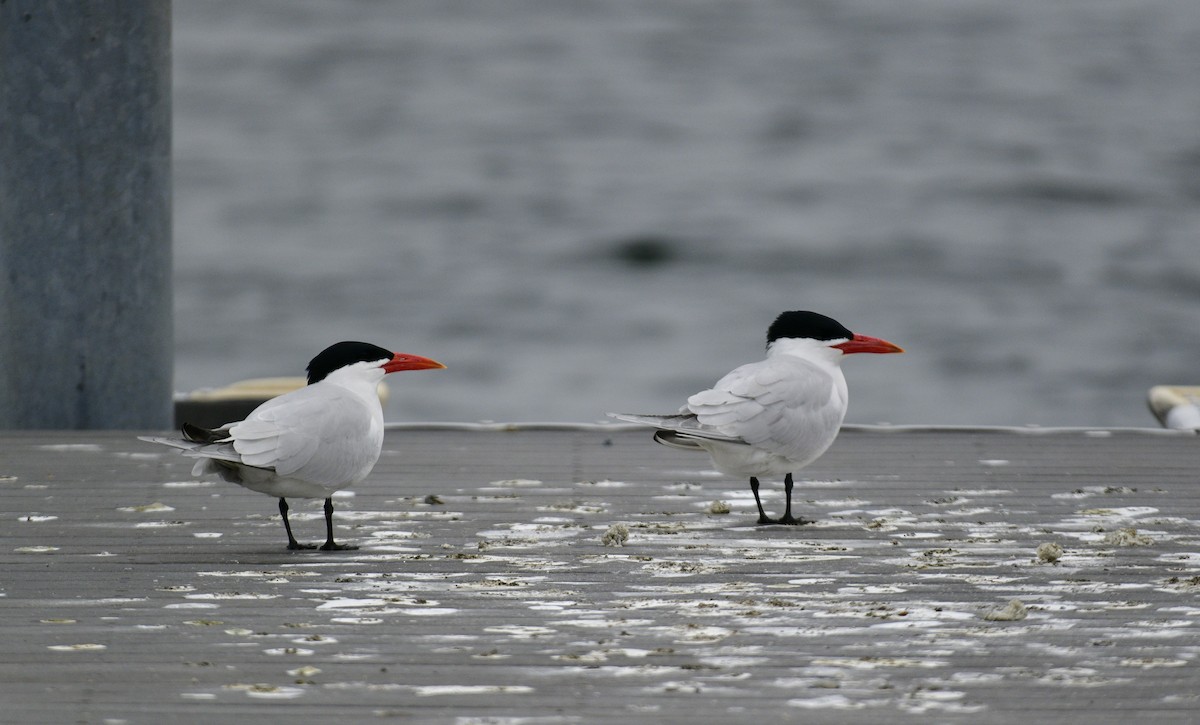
384;353;447;373
833;334;904;355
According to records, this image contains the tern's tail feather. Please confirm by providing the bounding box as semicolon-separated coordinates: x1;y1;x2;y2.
181;421;226;444
608;412;746;445
138;428;245;467
137;435;204;452
651;430;707;450
608;412;689;427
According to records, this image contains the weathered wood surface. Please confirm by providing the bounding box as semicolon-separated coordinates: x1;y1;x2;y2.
1;426;1198;723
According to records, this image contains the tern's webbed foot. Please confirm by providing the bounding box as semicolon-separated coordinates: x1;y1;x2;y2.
775;514;813;526
287;541;319;550
319;541;359;551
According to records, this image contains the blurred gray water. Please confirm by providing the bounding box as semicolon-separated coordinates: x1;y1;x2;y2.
173;0;1200;426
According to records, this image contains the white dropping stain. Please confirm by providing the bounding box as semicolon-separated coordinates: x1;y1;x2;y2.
1051;490;1095;500
1052;485;1140;501
1120;658;1187;669
1076;506;1158;519
402;608;460;616
317;598;388;610
413;685;533;696
48;643;106;652
225;684;306;699
559;664;685;678
576;479;628;488
192;532;223;539
1157;553;1200;565
263;648;314;656
799;478;855;488
477;524;580;542
37;443;103;452
1102;528;1154;546
288;666;322;678
666;624;732;643
900;693;985;715
119;502;175;513
199;569;319;579
15;546;59;554
163;480;214;488
186;592;278;600
788;694;871;710
527;600;577;612
838;584;907;595
646;680;747;696
698;655;765;668
978;459;1010;467
179;693;216;700
164;603;219;609
811;657;947;669
945;671;1006;685
329;617;383;625
552;650;609;664
484;625;557;639
19;515;57;522
487;479;543;488
1038;667;1129;688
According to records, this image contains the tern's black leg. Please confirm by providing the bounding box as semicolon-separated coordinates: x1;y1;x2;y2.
776;472;812;525
750;477;777;525
279;498;316;550
319;497;358;551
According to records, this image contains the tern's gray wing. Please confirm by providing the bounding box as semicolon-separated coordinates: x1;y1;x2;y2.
685;355;845;462
222;384;380;486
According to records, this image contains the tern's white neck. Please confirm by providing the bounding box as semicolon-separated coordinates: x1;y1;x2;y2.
318;362;387;405
767;337;845;367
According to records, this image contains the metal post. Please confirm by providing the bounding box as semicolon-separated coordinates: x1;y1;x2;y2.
0;2;173;429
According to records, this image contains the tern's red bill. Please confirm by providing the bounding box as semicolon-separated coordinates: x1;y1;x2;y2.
832;334;904;355
384;353;447;373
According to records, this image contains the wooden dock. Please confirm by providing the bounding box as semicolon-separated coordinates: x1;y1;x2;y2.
2;425;1198;723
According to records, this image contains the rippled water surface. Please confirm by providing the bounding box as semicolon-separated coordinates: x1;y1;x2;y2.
173;1;1200;426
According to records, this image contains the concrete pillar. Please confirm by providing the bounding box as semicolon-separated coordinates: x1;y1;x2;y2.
0;2;173;428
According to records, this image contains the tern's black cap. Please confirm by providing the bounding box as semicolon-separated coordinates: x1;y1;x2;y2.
766;311;852;346
306;341;393;384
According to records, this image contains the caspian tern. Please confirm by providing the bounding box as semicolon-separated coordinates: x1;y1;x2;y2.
141;341;445;550
612;311;902;525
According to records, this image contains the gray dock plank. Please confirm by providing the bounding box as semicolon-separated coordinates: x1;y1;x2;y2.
1;426;1199;723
